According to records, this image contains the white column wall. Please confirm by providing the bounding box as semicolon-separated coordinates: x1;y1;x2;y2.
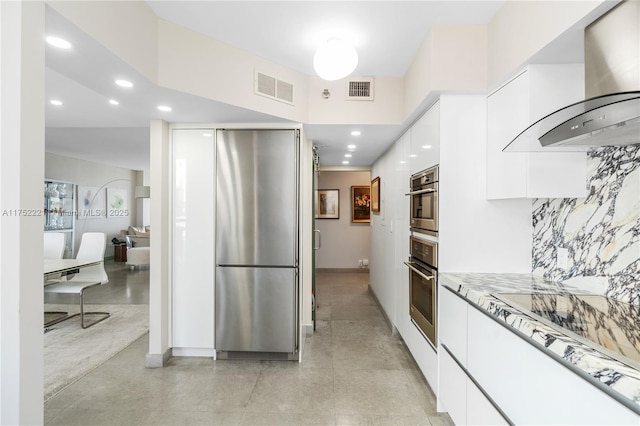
147;120;171;367
0;1;44;423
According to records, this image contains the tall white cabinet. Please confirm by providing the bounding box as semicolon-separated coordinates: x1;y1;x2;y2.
172;129;215;353
486;65;588;199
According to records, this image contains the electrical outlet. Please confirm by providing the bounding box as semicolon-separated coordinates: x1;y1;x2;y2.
358;259;363;268
557;247;569;270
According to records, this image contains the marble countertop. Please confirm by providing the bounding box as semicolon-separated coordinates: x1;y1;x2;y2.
438;273;640;412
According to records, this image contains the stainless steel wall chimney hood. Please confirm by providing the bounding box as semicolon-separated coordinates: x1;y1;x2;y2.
504;0;640;152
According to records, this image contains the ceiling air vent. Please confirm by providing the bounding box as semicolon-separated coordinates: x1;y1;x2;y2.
346;77;374;101
255;71;294;105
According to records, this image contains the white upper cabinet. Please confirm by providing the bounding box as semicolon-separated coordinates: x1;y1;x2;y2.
487;65;588;199
409;100;440;174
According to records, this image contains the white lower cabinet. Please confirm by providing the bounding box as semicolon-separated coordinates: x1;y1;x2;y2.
439;348;468;425
466;306;639;425
439;286;508;425
466;378;508;426
439;287;638;425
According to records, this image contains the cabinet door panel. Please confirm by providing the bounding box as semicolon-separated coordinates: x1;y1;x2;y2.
466;307;639;425
466;379;508;426
439;286;468;365
439;348;468;426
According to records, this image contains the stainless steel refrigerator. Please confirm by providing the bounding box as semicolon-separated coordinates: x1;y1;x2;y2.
215;129;299;354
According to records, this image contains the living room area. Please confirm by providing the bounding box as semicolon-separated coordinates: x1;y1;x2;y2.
43;151;151;401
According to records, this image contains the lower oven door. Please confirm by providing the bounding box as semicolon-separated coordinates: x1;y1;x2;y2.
405;260;437;349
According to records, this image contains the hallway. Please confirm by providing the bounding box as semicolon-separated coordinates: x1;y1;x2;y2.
44;271;452;425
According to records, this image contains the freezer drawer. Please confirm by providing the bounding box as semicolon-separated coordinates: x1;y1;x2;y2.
215;266;297;353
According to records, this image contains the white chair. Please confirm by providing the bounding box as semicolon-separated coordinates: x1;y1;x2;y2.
44;232;110;329
44;232;65;259
43;232;68;326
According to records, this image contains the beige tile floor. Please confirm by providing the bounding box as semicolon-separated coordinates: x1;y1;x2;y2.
44;270;453;425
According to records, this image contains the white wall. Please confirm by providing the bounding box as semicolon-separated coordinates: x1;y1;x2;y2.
316;170;371;269
487;0;611;89
0;2;45;423
403;25;488;119
45;152;138;258
47;1;158;81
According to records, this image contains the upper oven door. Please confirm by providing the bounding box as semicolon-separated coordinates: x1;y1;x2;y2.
409;181;438;233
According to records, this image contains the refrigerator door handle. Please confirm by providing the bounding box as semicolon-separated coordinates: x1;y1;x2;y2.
313;230;321;250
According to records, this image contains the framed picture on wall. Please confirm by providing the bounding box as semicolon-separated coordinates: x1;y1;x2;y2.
106;188;129;218
77;186;106;219
351;185;370;223
316;189;340;219
371;177;380;213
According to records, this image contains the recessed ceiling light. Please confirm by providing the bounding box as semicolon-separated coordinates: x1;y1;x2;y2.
422;145;432;149
203;133;213;137
347;144;356;150
46;36;72;49
350;130;361;136
409;154;417;158
399;161;406;164
342;161;350;165
109;99;119;105
115;79;133;88
50;99;63;106
157;105;172;112
344;154;352;158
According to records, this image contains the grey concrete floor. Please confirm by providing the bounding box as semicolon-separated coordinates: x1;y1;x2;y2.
44;270;452;425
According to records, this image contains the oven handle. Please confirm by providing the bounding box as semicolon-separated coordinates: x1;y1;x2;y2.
405;188;436;196
404;261;435;281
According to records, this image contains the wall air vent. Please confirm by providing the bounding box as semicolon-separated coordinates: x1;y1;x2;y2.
346;77;374;101
255;71;294;105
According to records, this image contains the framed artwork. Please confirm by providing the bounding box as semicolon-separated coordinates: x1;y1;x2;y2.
77;186;106;219
106;188;129;218
316;189;340;219
371;177;380;213
351;185;371;223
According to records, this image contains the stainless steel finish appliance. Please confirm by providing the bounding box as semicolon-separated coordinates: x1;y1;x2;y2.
404;236;438;349
215;129;299;355
506;1;640;151
407;166;439;236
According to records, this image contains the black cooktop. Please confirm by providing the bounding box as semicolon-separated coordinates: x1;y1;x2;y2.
495;292;640;367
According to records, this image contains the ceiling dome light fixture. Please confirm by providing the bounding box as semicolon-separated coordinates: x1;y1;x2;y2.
157;105;172;112
115;79;133;88
46;36;72;49
109;99;119;105
313;38;358;81
50;99;63;106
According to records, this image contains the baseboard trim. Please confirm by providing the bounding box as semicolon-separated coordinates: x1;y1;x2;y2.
171;347;216;358
368;285;398;336
144;347;172;368
316;268;369;273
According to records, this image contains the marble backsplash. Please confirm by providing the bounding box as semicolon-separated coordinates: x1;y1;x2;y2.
532;144;640;305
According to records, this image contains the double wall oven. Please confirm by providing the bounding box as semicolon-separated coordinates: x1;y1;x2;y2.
405;165;439;349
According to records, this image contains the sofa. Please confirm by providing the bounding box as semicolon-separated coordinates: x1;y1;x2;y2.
121;226;150;269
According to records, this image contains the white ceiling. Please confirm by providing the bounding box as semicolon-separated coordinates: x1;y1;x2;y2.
48;1;592;171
